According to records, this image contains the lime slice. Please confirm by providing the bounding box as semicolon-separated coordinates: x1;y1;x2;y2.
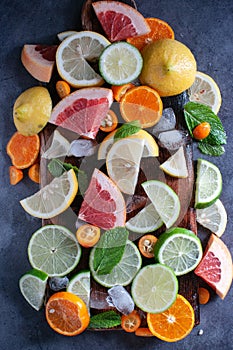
89;240;142;288
42;130;70;159
159;146;188;178
188;71;222;114
99;42;143;85
19;268;48;311
196;199;227;237
106;138;145;195
142;180;180;228
195;158;222;209
20;169;78;219
125;203;163;234
131;263;178;313
154;227;203;276
67;270;90;309
28;225;81;277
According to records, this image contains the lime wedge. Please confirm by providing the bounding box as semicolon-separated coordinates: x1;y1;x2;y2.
89;240;142;288
195;158;222;209
196;199;227;237
154;227;203;276
142;180;180;228
99;42;143;85
159;146;188;178
67;270;90;310
28;225;81;277
125;203;163;234
19;268;48;311
42;129;70;159
131;263;178;313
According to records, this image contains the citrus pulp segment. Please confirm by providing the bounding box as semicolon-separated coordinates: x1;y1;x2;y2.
188;71;222;114
154;227;203;276
89;240;142;288
20;169;78;219
147;294;195;342
196;199;227;237
142;180;180;228
125;203;163;234
131;264;178;313
99;42;143;85
106;138;145;195
42;129;70;159
49;87;113;139
159;146;188;178
78;168;126;230
56;31;110;87
120;85;163;128
195;158;222;209
67;270;90;309
194;234;233;299
92;1;150;42
19;269;48;311
28;225;81;277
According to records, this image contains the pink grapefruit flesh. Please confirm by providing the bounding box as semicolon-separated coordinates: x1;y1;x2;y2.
92;1;150;42
78;168;126;230
21;44;57;82
195;234;233;299
49;87;113;139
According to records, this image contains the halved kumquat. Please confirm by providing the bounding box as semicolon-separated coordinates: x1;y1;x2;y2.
112;83;135;102
76;224;101;248
121;310;141;333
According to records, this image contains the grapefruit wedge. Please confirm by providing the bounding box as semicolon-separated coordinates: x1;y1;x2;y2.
78;168;126;230
21;44;57;83
92;1;150;42
49;87;113;139
195;234;233;299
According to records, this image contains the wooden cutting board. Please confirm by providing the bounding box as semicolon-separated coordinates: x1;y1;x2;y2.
40;0;200;328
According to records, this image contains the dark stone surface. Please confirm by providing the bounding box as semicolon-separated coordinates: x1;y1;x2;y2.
1;0;233;349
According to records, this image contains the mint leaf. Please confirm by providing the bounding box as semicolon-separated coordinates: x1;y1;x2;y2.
114;120;141;141
93;227;129;275
198;142;225;156
47;159;88;193
88;311;121;329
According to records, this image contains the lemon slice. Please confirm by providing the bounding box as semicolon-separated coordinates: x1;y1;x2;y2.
188;71;222;114
56;31;110;88
159;146;188;178
42;130;71;159
196;199;227;237
99;42;143;85
106;138;144;195
20;169;78;219
142;180;180;228
98;129;158;160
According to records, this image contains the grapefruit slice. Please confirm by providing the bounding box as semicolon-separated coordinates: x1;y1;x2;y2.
78;168;126;230
92;1;150;42
194;234;233;299
49;87;113;139
21;44;57;83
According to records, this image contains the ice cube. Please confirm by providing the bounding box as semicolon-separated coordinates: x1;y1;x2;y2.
49;276;69;291
158;129;189;150
68;139;97;157
107;285;134;315
152;108;176;137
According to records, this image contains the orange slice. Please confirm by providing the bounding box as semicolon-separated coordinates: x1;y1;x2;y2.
120;85;163;128
127;17;174;51
147;294;195;342
45;291;90;336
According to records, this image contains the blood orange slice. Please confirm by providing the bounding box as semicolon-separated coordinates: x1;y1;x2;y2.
21;44;57;82
195;234;233;299
49;87;113;139
78;168;126;230
92;1;150;42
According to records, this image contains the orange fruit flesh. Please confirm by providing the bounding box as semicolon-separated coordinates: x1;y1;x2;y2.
46;292;90;336
120;86;163;128
147;294;195;342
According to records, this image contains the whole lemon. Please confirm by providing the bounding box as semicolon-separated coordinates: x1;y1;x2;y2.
13;86;52;136
140;39;197;97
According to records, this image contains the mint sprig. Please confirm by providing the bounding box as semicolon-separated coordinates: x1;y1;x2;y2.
114;120;141;141
88;311;121;329
93;227;129;275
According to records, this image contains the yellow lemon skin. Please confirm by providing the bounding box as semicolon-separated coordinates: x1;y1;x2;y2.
13;86;52;136
140;39;197;97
